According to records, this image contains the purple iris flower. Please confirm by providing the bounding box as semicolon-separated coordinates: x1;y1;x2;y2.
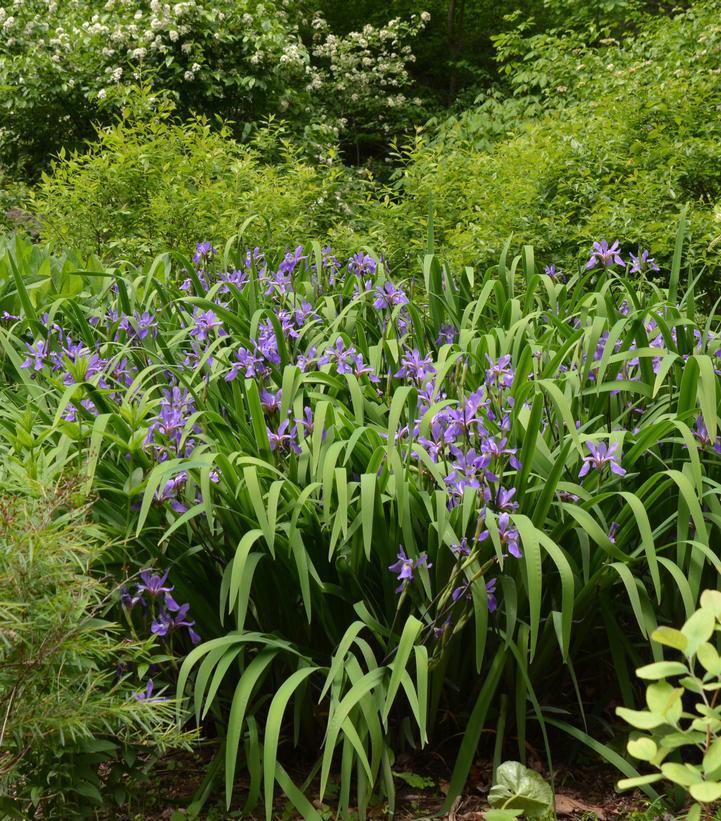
225;346;268;381
349;353;380;382
180;271;209;293
243;246;267;277
485;355;515;389
136;569;174;598
348;252;377;277
445;449;497;499
39;313;64;337
260;388;282;415
295;406;315;435
451;584;469;603
264;269;293;298
441;403;485;442
629;250;660;274
479;512;522;558
155;472;188;506
119;311;157;341
415;435;443;462
145;387;197;455
267;419;300;454
495;487;519;511
63;398;98;421
183;343;214;370
418;379;445;409
110;356;135;387
294;300;318;328
189;308;223;341
608;522;620;544
352;279;375;300
256;321;281;365
586;240;625;270
452;577;497;612
498;512;522;558
435;324;457;346
61;349;109;386
193;241;217;265
60;336;86;361
692;416;721;454
218;269;249;294
485;578;498;612
544;264;564;281
151;599;200;644
449;538;471;558
1;310;20;321
481;437;522;470
278;245;306;277
295;346;318;372
21;339;50;371
121;587;143;609
318;337;356;370
394;308;412;337
388;547;431;593
433;616;452;640
134;679;162;701
275;310;300;339
313;246;342;285
395;349;436;384
373;282;409;310
578;441;626;478
469;386;491;414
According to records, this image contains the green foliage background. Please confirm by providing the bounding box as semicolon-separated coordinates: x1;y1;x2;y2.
380;1;721;281
18;2;721;296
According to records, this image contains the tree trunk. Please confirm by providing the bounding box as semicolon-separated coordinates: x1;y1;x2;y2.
447;0;466;104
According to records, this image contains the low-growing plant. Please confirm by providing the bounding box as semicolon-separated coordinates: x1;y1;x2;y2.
488;760;554;818
618;590;721;820
0;478;190;817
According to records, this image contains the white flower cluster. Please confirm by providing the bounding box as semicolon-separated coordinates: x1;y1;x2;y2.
305;12;428;137
0;0;294;90
0;0;428;159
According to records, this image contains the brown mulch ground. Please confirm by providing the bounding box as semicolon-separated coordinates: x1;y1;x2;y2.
110;745;662;820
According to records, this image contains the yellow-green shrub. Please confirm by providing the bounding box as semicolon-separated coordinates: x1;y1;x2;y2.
372;1;721;291
35;102;375;261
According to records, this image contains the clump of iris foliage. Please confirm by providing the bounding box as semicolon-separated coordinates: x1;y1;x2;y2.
0;213;719;816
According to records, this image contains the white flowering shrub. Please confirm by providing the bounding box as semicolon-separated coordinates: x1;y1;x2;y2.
0;0;429;172
304;12;429;162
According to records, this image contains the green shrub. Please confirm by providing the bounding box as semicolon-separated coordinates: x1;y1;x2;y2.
0;171;33;238
34;100;374;262
376;1;721;292
0;478;188;817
